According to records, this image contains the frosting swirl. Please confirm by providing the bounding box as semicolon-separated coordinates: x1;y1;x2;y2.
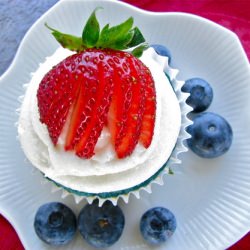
18;48;181;193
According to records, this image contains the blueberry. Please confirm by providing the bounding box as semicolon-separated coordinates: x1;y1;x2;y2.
78;200;125;248
140;207;176;245
151;44;172;64
181;78;213;112
34;202;77;246
187;112;233;158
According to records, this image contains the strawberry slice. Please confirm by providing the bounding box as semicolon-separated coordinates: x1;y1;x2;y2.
139;65;156;148
75;60;114;158
64;83;84;150
107;52;133;150
115;57;146;158
64;52;100;151
37;62;79;145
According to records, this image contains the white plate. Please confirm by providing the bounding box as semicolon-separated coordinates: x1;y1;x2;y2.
0;0;250;249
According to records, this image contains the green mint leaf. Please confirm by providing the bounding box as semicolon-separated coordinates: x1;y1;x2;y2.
127;27;145;47
45;23;85;51
97;17;133;47
82;7;102;47
131;43;149;57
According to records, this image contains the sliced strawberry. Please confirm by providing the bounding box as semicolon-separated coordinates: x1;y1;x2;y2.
107;52;133;150
64;52;100;150
107;71;122;147
40;10;154;158
37;62;79;145
75;60;114;158
37;48;156;159
115;57;146;158
64;83;83;150
139;65;156;148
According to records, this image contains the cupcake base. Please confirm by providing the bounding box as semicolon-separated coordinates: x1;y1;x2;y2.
18;48;192;206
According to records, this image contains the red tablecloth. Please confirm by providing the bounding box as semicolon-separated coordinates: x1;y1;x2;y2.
0;0;249;249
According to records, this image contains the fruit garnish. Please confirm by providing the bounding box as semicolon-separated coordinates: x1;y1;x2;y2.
34;202;77;246
37;8;156;159
140;207;177;245
181;78;213;112
78;200;125;248
139;64;156;148
187;112;233;158
151;44;172;64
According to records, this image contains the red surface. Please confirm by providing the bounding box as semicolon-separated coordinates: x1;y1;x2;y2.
0;0;249;249
0;216;24;250
124;0;250;61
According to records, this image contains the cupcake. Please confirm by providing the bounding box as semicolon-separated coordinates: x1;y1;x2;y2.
18;9;190;205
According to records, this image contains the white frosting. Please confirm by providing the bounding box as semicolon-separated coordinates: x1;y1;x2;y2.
18;48;181;193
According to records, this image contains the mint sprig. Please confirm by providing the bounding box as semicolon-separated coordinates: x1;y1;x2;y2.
45;8;147;57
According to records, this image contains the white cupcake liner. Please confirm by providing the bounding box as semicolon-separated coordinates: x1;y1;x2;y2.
16;53;192;207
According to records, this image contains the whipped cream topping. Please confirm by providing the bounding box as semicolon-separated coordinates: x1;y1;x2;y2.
18;48;181;193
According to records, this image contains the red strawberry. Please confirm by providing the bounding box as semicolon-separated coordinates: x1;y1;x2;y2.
38;49;114;158
107;52;133;150
37;62;79;145
75;54;114;158
64;51;103;151
114;56;147;158
139;65;156;148
38;9;156;159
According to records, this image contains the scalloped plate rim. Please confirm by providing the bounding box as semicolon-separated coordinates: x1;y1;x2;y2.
0;0;250;250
